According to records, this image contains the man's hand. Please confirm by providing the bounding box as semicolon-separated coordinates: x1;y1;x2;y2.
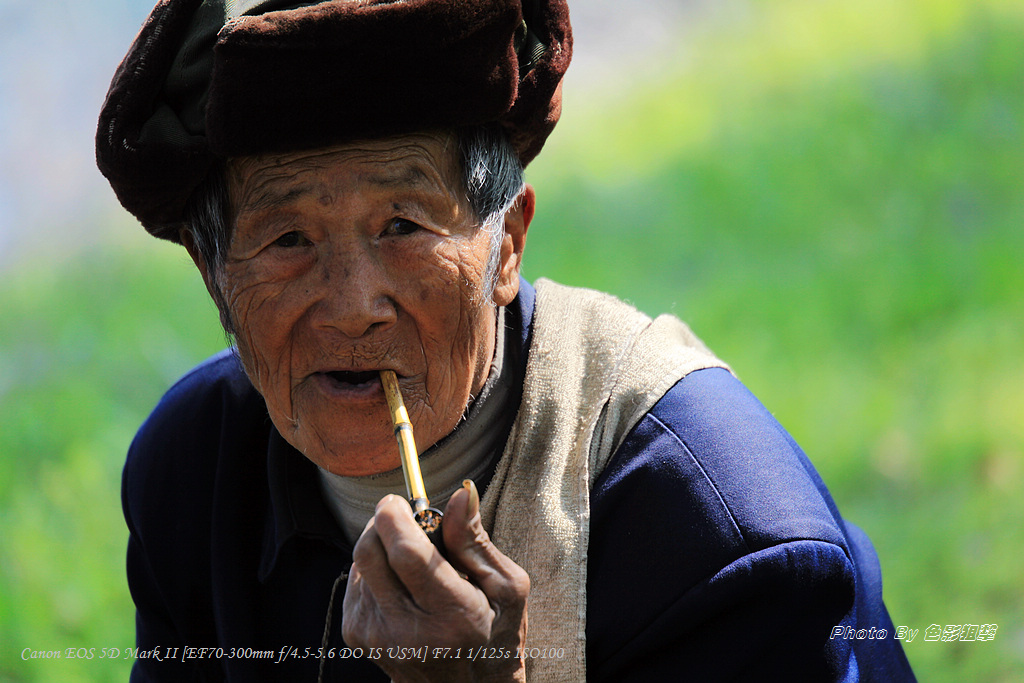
342;480;530;682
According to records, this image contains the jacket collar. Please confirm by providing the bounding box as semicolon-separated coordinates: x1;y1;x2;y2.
258;429;349;582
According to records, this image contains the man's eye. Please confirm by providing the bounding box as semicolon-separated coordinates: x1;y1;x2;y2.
272;231;309;248
385;219;421;236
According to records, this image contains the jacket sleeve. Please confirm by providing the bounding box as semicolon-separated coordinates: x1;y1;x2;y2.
590;538;860;681
123;449;223;682
121;353;245;682
586;367;915;682
123;483;212;682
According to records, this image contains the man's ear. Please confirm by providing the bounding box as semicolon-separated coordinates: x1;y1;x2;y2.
492;184;534;307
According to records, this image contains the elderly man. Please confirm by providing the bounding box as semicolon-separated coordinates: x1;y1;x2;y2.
98;1;915;681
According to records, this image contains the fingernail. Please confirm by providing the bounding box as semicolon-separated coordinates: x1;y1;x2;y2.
462;479;479;518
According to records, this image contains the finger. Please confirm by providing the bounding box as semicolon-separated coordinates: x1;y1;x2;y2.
371;495;474;603
344;515;408;613
443;480;530;608
342;516;407;649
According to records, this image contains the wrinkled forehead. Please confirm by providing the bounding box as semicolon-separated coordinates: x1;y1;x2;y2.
226;131;465;217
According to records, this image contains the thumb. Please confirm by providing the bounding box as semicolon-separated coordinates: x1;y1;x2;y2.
442;479;485;565
443;480;530;602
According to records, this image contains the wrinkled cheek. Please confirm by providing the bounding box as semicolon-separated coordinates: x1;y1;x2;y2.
452;249;494;351
234;323;271;394
222;282;294;401
403;244;462;297
420;265;493;417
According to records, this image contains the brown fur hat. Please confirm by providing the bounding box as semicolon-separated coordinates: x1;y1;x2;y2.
96;0;572;241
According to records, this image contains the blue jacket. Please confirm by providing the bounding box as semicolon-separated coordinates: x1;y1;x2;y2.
123;280;914;681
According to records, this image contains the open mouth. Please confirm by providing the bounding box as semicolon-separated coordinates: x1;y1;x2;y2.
324;370;380;388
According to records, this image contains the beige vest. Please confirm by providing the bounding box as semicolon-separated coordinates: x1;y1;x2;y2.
480;279;729;681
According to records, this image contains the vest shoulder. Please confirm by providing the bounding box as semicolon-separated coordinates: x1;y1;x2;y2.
532;277;651;324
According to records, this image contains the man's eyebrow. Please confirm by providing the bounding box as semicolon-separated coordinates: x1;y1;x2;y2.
362;165;435;189
240;183;314;215
238;163;447;216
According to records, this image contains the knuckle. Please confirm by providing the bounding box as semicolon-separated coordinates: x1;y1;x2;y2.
490;566;530;606
387;538;429;574
511;567;530;599
340;618;362;647
351;535;377;565
496;557;530;593
364;627;392;651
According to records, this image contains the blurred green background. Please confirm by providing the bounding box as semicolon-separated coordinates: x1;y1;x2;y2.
1;0;1022;680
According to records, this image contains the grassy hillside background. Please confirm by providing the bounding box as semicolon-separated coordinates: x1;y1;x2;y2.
1;0;1022;680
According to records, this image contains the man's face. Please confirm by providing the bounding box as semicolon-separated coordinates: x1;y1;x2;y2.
211;132;527;476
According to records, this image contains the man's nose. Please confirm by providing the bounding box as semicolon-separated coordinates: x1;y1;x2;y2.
309;242;397;338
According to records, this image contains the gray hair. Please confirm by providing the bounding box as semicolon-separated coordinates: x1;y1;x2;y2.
457;125;526;296
183;125;525;333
